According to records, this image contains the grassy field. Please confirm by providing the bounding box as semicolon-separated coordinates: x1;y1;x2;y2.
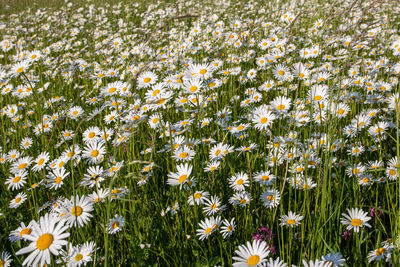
0;0;400;266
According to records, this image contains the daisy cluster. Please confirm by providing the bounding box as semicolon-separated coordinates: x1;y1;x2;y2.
0;0;400;265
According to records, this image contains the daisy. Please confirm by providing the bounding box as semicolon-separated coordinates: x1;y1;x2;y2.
10;156;32;174
173;145;195;162
220;218;236;239
302;259;332;267
280;211;303;227
254;171;276;186
137;71;158;88
271;96;291;115
251;105;276;131
367;245;391;263
167;163;193;187
81;165;105;188
9;192;27;208
82;141;106;164
204;161;221;172
229;191;251;207
196;216;219;241
101;81;122;97
229;172;250;191
89;188;110;204
20;137;33;150
104;110;119;125
31;152;50;172
9;221;35;242
183;78;203;94
66;242;94;267
293;62;310;80
82;126;101;144
27;50;42;62
0;251;12;267
59;195;94;228
209;143;234;161
16;213;70;266
203;195;225;215
333;103;350;118
45;167;69;190
108;215;125;234
260;188;281;209
233;240;270;267
273;64;291;82
340;208;371;232
188;191;209;206
5;170;28;190
322;252;346;266
68;106;84;120
309;85;329;103
264;257;287;267
185;63;214;80
10;60;31;77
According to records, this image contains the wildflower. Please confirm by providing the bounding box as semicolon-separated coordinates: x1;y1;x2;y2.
167;163;193;188
108;215;125;234
9;192;27;208
16;213;70;266
233;240;270;267
280;211;303;227
340;208;371;232
220;218;236;239
59;195;94;228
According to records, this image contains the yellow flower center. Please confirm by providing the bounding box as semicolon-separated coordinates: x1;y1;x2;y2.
247;255;260;266
15;197;22;203
199;69;207;75
17;67;24;73
20;228;32;236
350;218;362;226
260;117;268;124
237;179;244;185
287;219;296;225
278;70;285;76
112;221;119;229
179;152;188;158
75;254;83;261
152;89;160;96
179;175;187;183
55;177;62;184
91;150;99;157
261;175;269;181
190;86;198;92
143;77;151;83
376;247;386;256
71;206;83;217
36;233;54;250
277;104;285;110
18;163;27;169
205;227;212;234
13;176;21;183
194;193;202;199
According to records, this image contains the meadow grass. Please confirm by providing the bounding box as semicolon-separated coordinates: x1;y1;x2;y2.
0;0;400;266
